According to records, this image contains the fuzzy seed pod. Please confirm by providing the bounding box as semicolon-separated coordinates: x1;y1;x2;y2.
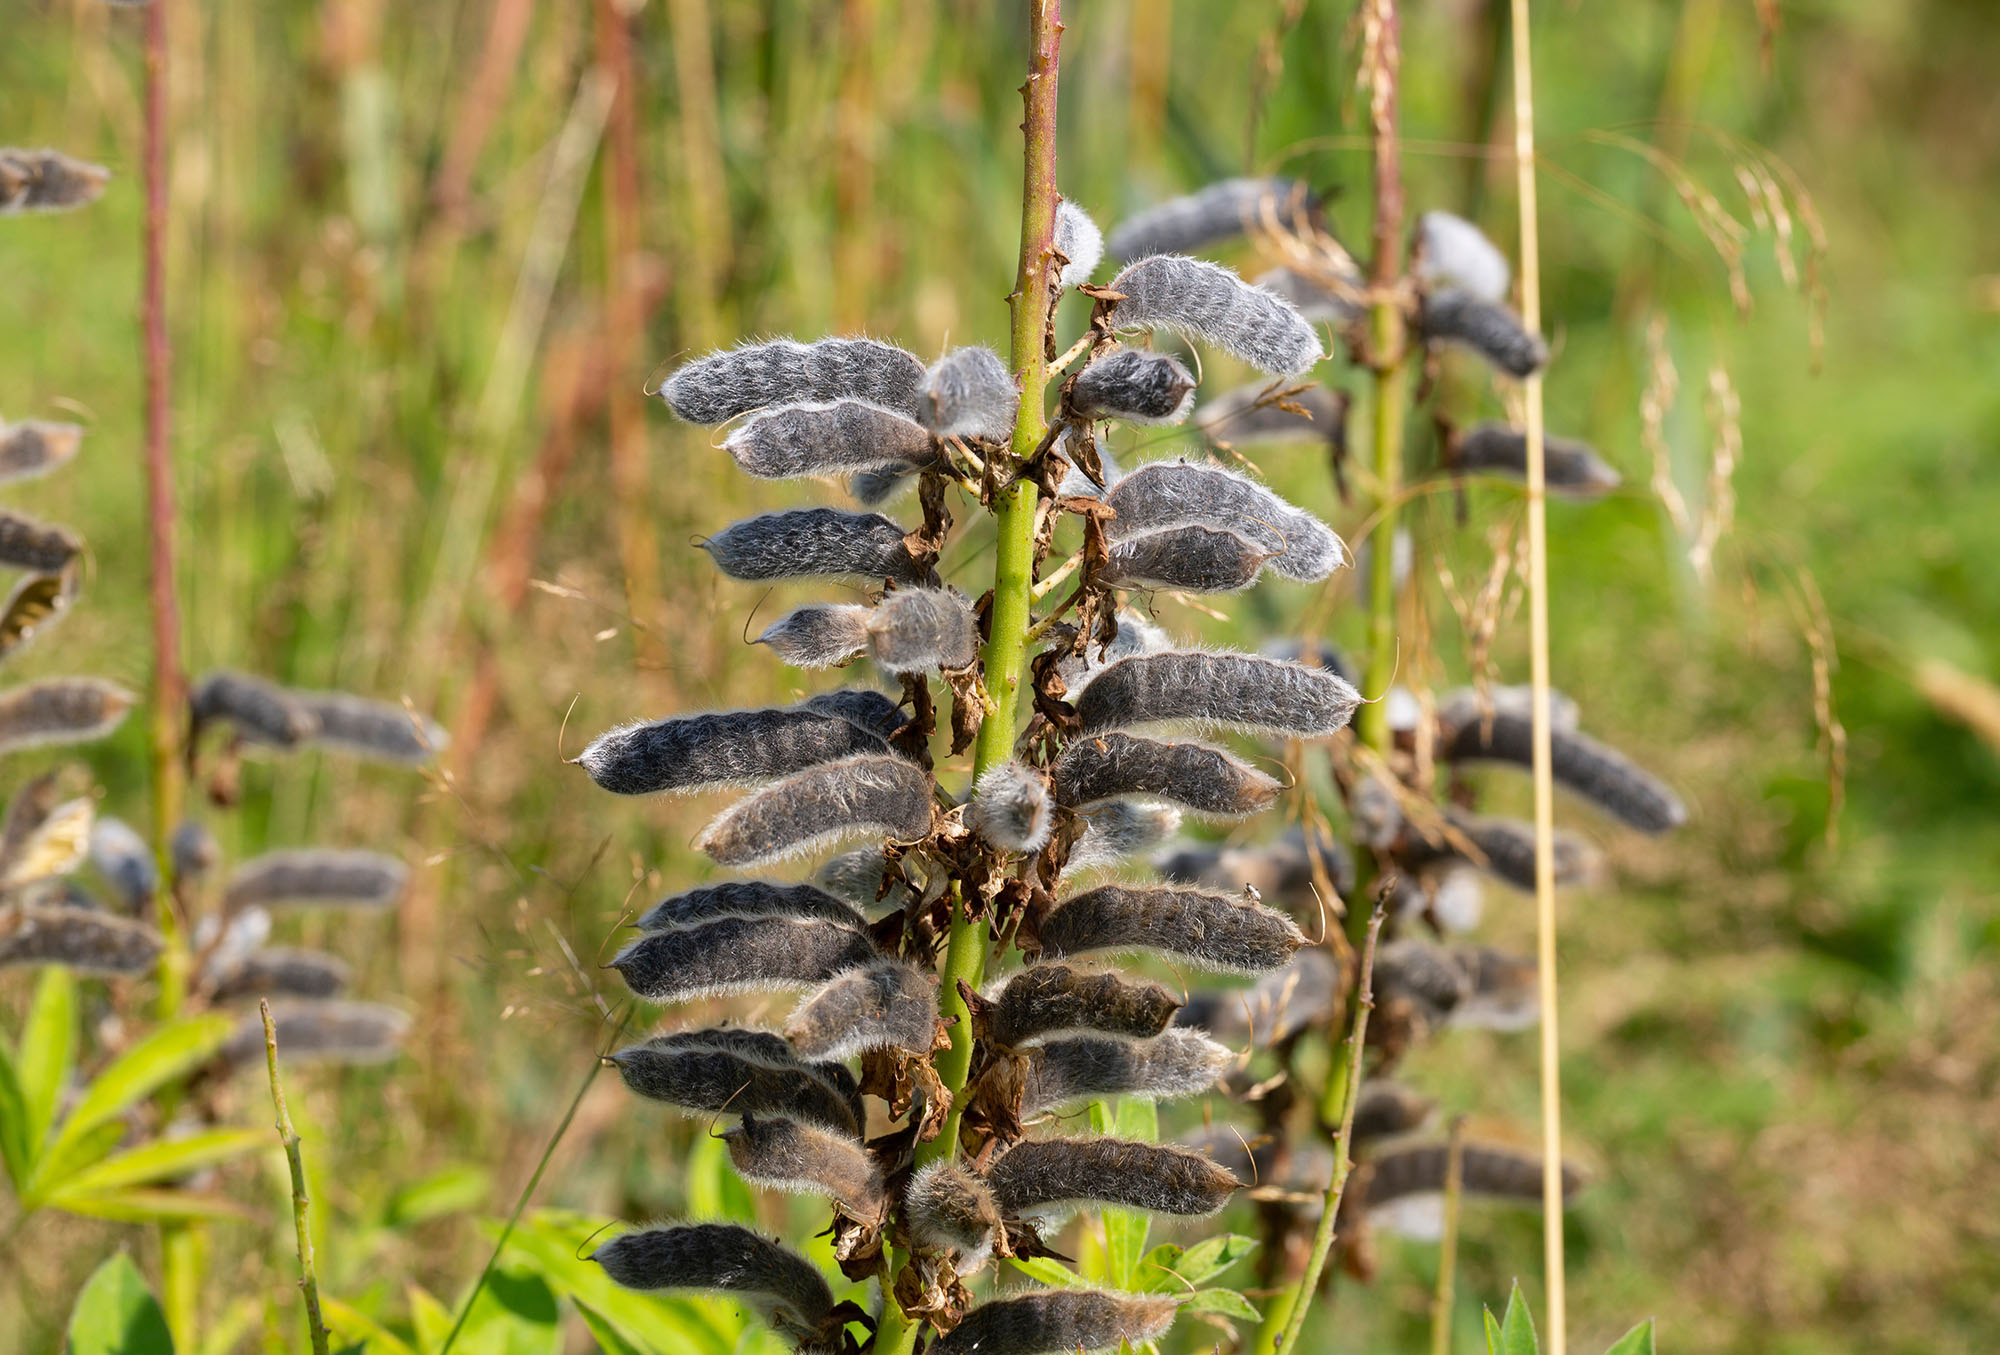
934;1290;1179;1355
800;687;908;740
967;759;1055;853
724;399;935;480
848;463;914;506
0;568;78;665
580;704;890;797
921;346;1019;443
662;337;926;424
1420;290;1547;378
1064;801;1182;873
1108;255;1323;375
1401;810;1601;893
1448;946;1539;1031
222;1000;409;1067
983;963;1181;1049
189;671;316;748
1107;176;1316;261
1417;211;1511;304
903;1160;1002;1263
1103;461;1346;581
1350;1081;1437;1143
1437;706;1686;832
1021;1029;1232;1114
0;511;81;576
1041;883;1305;973
1179;1124;1333;1195
1156;828;1356;907
868;586;979;673
696;754;934;867
814;847;916;913
0;904;163;973
1178;947;1339;1048
756;604;873;668
1055;200;1105;287
785;958;937;1061
1371;940;1472;1028
206;947;351;1002
1255;266;1366;326
222;850;408;912
723;1113;886;1221
609;915;876;1004
593;1224;838;1352
1195;381;1347;447
0;419;84;485
609;1031;859;1134
1052;732;1279;820
171;821;219;885
0;149;110;214
986;1137;1240;1221
88;817;157;912
1055;609;1175;694
1102;525;1270;594
1069;349;1196;425
1076;649;1359;740
1450;423;1621;498
292;691;446;763
635;880;866;933
703;507;922;584
0;678;134;753
1362;1142;1585;1208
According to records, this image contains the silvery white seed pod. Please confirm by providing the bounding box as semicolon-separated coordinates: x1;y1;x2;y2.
609;915;877;1004
1256;266;1367;326
0;904;163;973
0;678;135;753
1103;461;1347;581
934;1290;1180;1355
1419;290;1548;378
702;507;924;585
634;880;866;933
1436;706;1686;832
1107;254;1323;376
1106;176;1317;261
1416;210;1512;304
1039;883;1306;973
593;1224;841;1354
1101;524;1272;594
205;947;351;1002
1074;649;1360;739
171;820;220;885
866;586;979;673
1068;349;1196;425
985;1137;1240;1222
189;671;317;748
578;703;891;797
87;817;157;912
755;604;873;668
966;759;1055;853
661;337;927;424
1051;732;1279;819
722;1113;887;1222
293;690;447;764
724;399;936;481
0;419;84;485
695;754;935;867
222;850;408;912
1195;380;1347;447
1155;827;1357;907
1063;801;1182;874
1054;199;1105;287
608;1032;860;1135
784;958;937;1061
814;847;917;913
0;511;81;574
981;963;1182;1049
921;346;1019;444
902;1160;1002;1267
191;905;271;978
1177;947;1340;1049
220;1000;410;1067
1450;423;1622;498
1021;1028;1232;1114
0;148;111;214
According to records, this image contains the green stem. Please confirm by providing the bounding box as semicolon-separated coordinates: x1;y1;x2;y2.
261;1001;331;1355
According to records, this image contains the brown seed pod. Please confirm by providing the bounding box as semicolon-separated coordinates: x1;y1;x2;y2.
609;915;877;1004
933;1289;1179;1355
593;1223;839;1353
783;958;937;1061
663;337;927;425
634;880;866;933
1021;1029;1231;1114
902;1160;1002;1263
579;703;891;796
1039;884;1306;973
221;1000;410;1067
1106;254;1323;375
189;670;316;748
985;1137;1240;1221
205;947;351;1002
1074;650;1359;739
723;1113;887;1222
981;963;1181;1050
967;759;1055;853
1100;524;1271;593
1106;176;1317;261
221;850;408;912
1178;947;1339;1048
1448;423;1621;499
1437;700;1686;833
0;418;84;485
0;904;163;974
0;678;135;753
608;1030;859;1135
695;754;935;867
724;398;936;480
0;148;111;214
1051;732;1278;819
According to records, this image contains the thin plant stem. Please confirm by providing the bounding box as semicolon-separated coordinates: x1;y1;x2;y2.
1431;1116;1468;1355
260;1000;331;1355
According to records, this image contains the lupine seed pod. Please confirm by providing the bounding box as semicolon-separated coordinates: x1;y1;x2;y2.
593;1224;839;1353
1107;255;1323;375
1256;266;1366;325
1371;939;1471;1028
985;1138;1240;1221
800;687;908;739
1450;423;1621;498
1361;1142;1585;1208
1052;732;1279;819
1400;810;1601;893
1106;176;1316;261
222;850;408;912
1437;705;1686;832
1103;461;1346;581
702;507;923;584
0;904;163;973
631;1029;864;1123
784;958;937;1061
814;847;917;913
1195;380;1347;447
87;817;157;912
0;149;111;214
0;511;81;576
662;337;926;424
1063;801;1182;873
967;759;1055;853
756;604;873;668
921;346;1019;443
609;915;876;1004
1351;1080;1437;1143
1178;947;1339;1048
867;586;979;672
1438;684;1580;734
1156;827;1357;906
635;880;866;933
221;1000;409;1067
206;947;351;1001
1420;290;1548;378
291;690;446;763
1021;1028;1232;1114
608;1032;860;1134
934;1289;1179;1355
1101;524;1271;594
848;463;914;506
1180;1124;1333;1195
0;678;135;753
171;821;219;885
189;670;316;748
0;568;78;665
723;399;936;481
982;963;1181;1049
1448;946;1539;1031
579;703;890;797
1040;883;1305;973
903;1160;1002;1264
695;754;934;867
722;1113;887;1221
1068;349;1196;425
0;419;84;485
1076;649;1359;740
1416;211;1511;304
1055;199;1105;288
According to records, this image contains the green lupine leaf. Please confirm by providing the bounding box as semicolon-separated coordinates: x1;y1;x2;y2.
30;1117;128;1199
408;1285;454;1354
1135;1243;1184;1292
56;1127;267;1195
1179;1287;1261;1322
17;966;75;1154
1093;1097;1157;1287
1497;1282;1540;1355
1009;1256;1092;1289
574;1302;647;1355
66;1252;174;1355
1174;1234;1258;1287
0;1043;31;1191
1602;1319;1657;1355
42;1186;250;1224
44;1014;233;1171
322;1298;419;1355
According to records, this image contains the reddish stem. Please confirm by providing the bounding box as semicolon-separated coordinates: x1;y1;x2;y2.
143;0;185;866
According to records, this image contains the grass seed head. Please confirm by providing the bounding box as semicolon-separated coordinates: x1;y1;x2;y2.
1107;254;1324;376
695;754;935;867
662;337;927;424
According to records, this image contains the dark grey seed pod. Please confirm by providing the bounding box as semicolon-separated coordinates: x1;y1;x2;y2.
1450;423;1621;498
190;671;316;748
635;880;865;933
1104;461;1346;581
848;463;914;506
784;958;937;1061
662;337;927;424
1041;883;1305;973
1402;810;1601;893
983;963;1181;1049
1195;380;1347;447
701;507;922;584
222;850;407;912
0;149;111;214
1361;1142;1586;1208
1021;1029;1232;1114
1102;524;1271;593
1108;254;1324;376
723;1113;886;1221
87;817;156;912
723;399;936;480
0;419;84;485
755;604;872;668
171;821;219;885
903;1160;1002;1263
593;1224;837;1351
1350;769;1404;852
294;691;447;764
1417;211;1511;303
1055;200;1105;288
1107;176;1317;261
986;1137;1240;1221
1052;732;1278;820
206;947;351;1002
578;704;890;797
1447;946;1539;1031
0;679;135;753
1076;649;1359;740
1420;290;1548;378
1178;947;1339;1048
867;586;978;673
1351;1081;1437;1143
1069;349;1196;426
934;1290;1179;1355
1373;938;1474;1033
814;847;917;913
800;687;907;740
1256;266;1366;325
921;346;1019;443
967;759;1055;853
1155;827;1356;907
1439;685;1580;733
0;511;81;574
696;754;934;867
221;1000;409;1067
1437;707;1686;832
609;915;876;1004
1064;801;1182;873
0;904;163;973
608;1034;859;1135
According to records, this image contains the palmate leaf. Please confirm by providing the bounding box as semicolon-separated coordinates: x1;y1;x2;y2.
1009;1256;1091;1289
17;965;76;1156
66;1252;174;1355
1172;1233;1257;1287
40;1013;233;1183
322;1298;419;1355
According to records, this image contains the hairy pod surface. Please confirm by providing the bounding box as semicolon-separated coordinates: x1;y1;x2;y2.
1055;200;1105;287
222;850;408;912
1064;801;1183;873
1402;810;1601;892
1362;1142;1585;1207
705;507;924;583
1178;947;1339;1048
755;604;872;668
723;1113;887;1221
609;1032;860;1134
1416;210;1512;303
847;463;914;506
724;398;935;481
1021;1029;1232;1113
579;703;891;796
934;1289;1179;1355
1068;349;1196;425
1054;609;1176;694
1438;706;1686;832
609;914;876;1003
967;759;1055;853
800;687;908;739
0;148;110;213
1451;422;1621;498
903;1160;1002;1263
662;338;926;424
1074;649;1360;739
0;512;80;575
0;419;83;484
983;963;1181;1049
635;880;866;933
1446;945;1540;1031
814;847;918;913
1104;461;1346;581
205;947;351;1001
0;679;132;754
1107;254;1323;375
1351;1081;1438;1143
1195;380;1347;447
594;1224;837;1349
867;586;979;673
1052;732;1279;819
1420;290;1548;377
88;817;157;911
0;904;163;973
293;690;445;763
1371;939;1472;1028
1101;523;1271;593
696;754;935;866
921;346;1019;443
1156;827;1357;906
1107;176;1316;261
222;1000;409;1067
189;670;315;748
985;1137;1240;1220
1039;883;1305;972
1256;265;1367;325
784;958;937;1061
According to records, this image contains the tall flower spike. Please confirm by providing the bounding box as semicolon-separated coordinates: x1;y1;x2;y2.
1419;289;1548;377
221;850;408;912
0;418;84;485
722;1113;888;1222
703;507;925;585
593;1224;842;1355
695;754;935;867
609;915;877;1003
724;399;936;480
1054;200;1104;288
1107;254;1324;376
0;149;111;214
578;702;892;796
921;346;1019;443
980;963;1182;1049
1449;423;1622;498
1104;461;1347;581
784;958;938;1061
1021;1028;1233;1114
1038;883;1306;973
662;337;927;424
985;1137;1241;1221
1101;525;1272;593
1073;649;1360;739
1068;349;1196;425
0;678;134;752
934;1291;1180;1355
966;758;1055;853
1051;732;1280;819
1106;176;1316;261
